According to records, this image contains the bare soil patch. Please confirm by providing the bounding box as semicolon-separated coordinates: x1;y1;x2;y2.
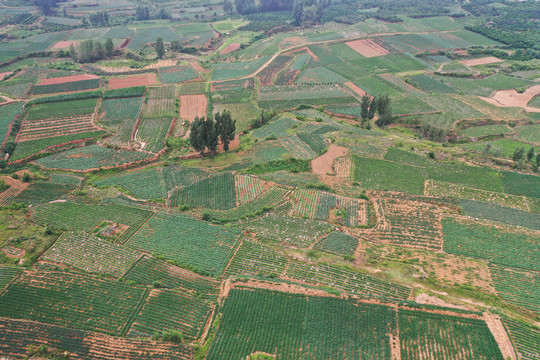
334;156;352;178
234;279;340;298
311;144;347;175
37;74;100;86
108;73;157;89
218;134;240;151
415;293;469;310
344;81;369;97
220;43;240;55
179;94;207;121
143;59;177;69
346;39;390;57
52;41;80;49
284;46;318;60
480;84;540;112
483;312;517;360
459;57;503;66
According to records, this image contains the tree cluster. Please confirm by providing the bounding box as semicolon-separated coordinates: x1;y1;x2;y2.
360;93;393;127
88;11;109;26
70;39;114;63
190;111;236;156
34;0;56;15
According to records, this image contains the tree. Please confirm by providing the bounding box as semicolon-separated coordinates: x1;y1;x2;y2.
215;110;236;151
204;117;218;156
360;95;370;121
105;38;114;58
4;141;15;155
527;146;535;160
512;146;525;162
69;44;77;62
190;116;206;156
376;93;393;127
136;6;150;20
368;97;377;120
155;37;165;59
223;0;233;14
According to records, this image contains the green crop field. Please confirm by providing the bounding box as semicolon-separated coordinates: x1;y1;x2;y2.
503;318;540;360
501;171;540;198
42;231;141;277
100;97;143;127
0;318;193;360
461;124;513;137
0;102;23;144
442;217;539;271
122;255;220;301
351;53;427;74
212;57;270;81
0;270;147;336
515;124;540;145
137;116;173;153
97;168;166;199
398;310;503;360
35;145;155;171
408;74;456;94
12;182;77;204
440;74;533;97
32;201;153;244
31;78;100;95
129;288;212;341
159;66;199;84
127;212;241;277
169;172;236;210
224;240;289;278
252;115;300;139
25;98;97;121
0;265;22;291
459;199;540;230
314;231;359;256
207;289;397;360
489;264;539;313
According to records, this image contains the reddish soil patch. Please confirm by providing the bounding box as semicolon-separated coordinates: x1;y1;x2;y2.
108;73;157;89
220;43;240;55
344;81;369;97
37;74;100;86
482;84;540;113
179;94;207;121
284;46;318;60
0;72;12;80
484;313;517;360
311;144;347;175
52;41;80;49
459;57;503;66
346;39;390;58
218;134;240;151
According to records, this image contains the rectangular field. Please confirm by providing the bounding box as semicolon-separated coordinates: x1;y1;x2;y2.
127;212;241;277
108;73;157;89
179;94;207;121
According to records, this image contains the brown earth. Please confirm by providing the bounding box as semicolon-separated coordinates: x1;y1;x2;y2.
220;43;240;55
283;46;319;60
108;73;157;89
346;39;390;57
482;84;540;113
344;81;369;97
179;94;207;121
37;74;100;86
459;57;503;66
483;312;517;360
51;41;80;49
311;144;348;175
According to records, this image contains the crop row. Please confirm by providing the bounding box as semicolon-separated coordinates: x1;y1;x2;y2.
128;289;211;341
169;172;236;210
127;212;241;277
314;231;359;256
286;261;411;300
489;264;539;313
0;265;22;291
42;231;141;278
123;255;220;301
503;318;540;360
224;240;289;278
136;116;173;154
235;175;264;205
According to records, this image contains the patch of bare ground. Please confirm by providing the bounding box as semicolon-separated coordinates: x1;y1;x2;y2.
234;279;341;298
483;312;517;360
480;84;540;113
459;57;503;66
389;333;401;360
333;156;352;178
311;144;347;175
415;293;469;311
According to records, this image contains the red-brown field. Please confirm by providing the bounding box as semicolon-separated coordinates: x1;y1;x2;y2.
344;81;369;97
459;57;503;66
108;73;158;89
220;43;240;55
37;74;100;86
179;94;208;121
51;41;80;49
346;39;390;57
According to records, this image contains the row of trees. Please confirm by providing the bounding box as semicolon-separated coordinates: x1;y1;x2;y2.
190;111;236;156
69;39;114;63
360;93;393;126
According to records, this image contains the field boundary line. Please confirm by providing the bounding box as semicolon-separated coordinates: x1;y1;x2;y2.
220;237;244;281
120;286;151;337
118;253;146;280
120;211;155;245
0;268;23;296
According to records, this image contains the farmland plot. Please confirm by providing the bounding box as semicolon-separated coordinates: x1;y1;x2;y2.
0;270;147;336
35;145;155;171
162;165;213;193
169;172;236;210
127;212;241;277
11;182;77;205
100;97;143;127
259;84;357;110
0;265;22;291
459;199;540;231
207;288;397;360
279;135;317;159
129;289;212;341
17;114;99;142
0;318;193;360
97;167;166;199
0;102;24;145
224;240;289;278
235;175;264;205
32;74;100;95
252;115;300;139
123;255;220;301
142;99;175;118
489;264;539;313
286;261;411;299
159;66;199;84
136;116;173;153
314;231;359;256
42;231;141;277
399;310;504;360
179;94;207;121
503;318;540;360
